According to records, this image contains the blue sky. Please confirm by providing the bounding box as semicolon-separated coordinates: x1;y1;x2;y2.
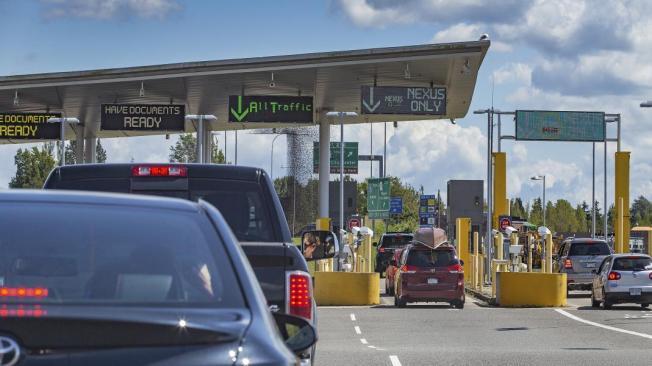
1;0;650;211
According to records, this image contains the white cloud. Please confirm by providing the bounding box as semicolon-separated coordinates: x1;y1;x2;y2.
493;63;532;86
40;0;180;20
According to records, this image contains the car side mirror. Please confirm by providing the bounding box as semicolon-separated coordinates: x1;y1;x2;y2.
272;313;317;354
372;242;378;247
460;259;465;266
301;230;339;261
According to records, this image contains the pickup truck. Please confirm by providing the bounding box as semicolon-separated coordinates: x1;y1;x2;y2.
44;163;324;362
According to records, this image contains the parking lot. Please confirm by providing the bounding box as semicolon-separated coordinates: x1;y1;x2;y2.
315;284;652;366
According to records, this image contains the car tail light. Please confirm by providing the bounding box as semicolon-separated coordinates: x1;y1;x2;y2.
287;271;312;321
0;287;48;298
608;271;621;281
447;263;464;273
400;265;417;273
131;165;187;177
564;259;573;269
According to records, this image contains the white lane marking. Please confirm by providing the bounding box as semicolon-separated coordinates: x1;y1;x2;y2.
555;309;652;340
350;313;356;321
354;326;361;334
360;338;368;344
389;355;402;366
376;348;386;351
368;345;376;349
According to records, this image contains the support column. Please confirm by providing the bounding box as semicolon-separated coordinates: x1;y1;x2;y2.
74;125;85;165
493;152;507;227
615;151;630;253
456;218;471;276
318;118;330;225
84;137;97;163
203;125;212;163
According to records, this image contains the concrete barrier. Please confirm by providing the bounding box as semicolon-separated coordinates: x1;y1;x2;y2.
496;272;567;307
314;272;380;306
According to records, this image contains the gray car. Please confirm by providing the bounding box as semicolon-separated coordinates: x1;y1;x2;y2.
0;190;316;365
591;254;652;309
556;238;612;291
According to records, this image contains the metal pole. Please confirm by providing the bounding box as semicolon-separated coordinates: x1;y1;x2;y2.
370;124;373;178
384;122;387;176
617;114;621;152
592;142;596;238
271;134;281;181
604;138;608;238
60;121;65;166
340;118;345;244
235;130;238;165
486;110;493;278
196;116;204;163
542;176;546;228
224;131;228;163
318;119;330;219
292;176;296;235
497;114;502;152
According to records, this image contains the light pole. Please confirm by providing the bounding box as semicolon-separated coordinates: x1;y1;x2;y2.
185;115;217;163
474;108;493;280
47;117;80;166
270;134;283;181
327;111;357;271
531;175;546;227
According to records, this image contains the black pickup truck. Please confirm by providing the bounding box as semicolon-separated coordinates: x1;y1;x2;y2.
43;163;318;358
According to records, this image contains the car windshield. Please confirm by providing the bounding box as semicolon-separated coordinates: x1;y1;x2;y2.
612;257;652;271
569;242;611;256
406;249;457;268
380;235;413;248
0;202;244;307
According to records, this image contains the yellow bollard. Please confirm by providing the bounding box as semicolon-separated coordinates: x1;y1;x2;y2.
473;232;479;290
527;235;533;273
615;151;630;254
494;234;503;261
545;233;553;273
617;197;624;254
456;218;471;282
478;254;484;290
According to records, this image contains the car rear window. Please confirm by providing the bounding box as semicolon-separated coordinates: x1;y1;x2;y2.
380;235;414;248
612;257;652;271
568;242;611;256
406;248;458;268
0;202;244;308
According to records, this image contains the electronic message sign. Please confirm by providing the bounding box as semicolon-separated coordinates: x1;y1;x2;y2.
515;110;605;142
101;104;185;131
229;95;313;123
361;86;447;115
0;112;62;139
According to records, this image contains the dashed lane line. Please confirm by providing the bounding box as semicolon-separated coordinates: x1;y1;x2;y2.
360;338;368;345
350;313;356;321
389;355;402;366
354;326;361;334
555;308;652;340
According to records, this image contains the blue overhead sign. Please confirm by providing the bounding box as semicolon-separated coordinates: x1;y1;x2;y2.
389;197;403;214
515;110;605;142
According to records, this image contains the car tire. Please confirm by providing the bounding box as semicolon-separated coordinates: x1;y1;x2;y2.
396;295;407;308
590;290;600;308
452;300;464;309
602;289;612;310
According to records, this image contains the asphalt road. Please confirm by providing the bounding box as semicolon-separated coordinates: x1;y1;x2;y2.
314;282;652;366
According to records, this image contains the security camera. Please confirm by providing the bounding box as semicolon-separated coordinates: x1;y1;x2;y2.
268;82;276;88
504;226;518;236
479;33;489;41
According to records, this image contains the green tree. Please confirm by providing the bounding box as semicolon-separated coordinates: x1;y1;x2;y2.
631;196;652;227
529;198;544;226
386;176;420;233
547;199;578;233
169;134;225;163
510;198;528;220
64;139;107;164
9;143;57;188
575;203;589;234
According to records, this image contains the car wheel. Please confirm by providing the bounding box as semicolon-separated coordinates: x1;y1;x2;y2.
394;293;399;307
590;289;600;308
602;288;612;310
397;296;407;308
642;303;649;309
452;300;464;309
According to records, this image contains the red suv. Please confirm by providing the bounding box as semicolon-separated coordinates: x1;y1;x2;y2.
394;244;465;308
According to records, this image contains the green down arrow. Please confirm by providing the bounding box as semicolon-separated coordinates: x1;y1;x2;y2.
230;96;249;122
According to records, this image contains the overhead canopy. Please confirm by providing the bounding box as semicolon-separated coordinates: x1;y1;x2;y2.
0;40;490;143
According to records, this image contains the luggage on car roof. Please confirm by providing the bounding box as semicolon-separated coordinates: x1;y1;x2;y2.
412;227;448;249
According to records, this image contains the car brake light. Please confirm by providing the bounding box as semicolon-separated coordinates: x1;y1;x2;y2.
131;165;187;177
608;272;621;281
287;272;312;320
400;265;417;273
0;287;48;298
447;263;464;273
564;259;573;269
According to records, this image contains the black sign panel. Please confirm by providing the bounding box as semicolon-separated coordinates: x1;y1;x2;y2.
499;215;513;232
101;104;185;131
361;86;447;115
228;95;313;123
0;112;62;139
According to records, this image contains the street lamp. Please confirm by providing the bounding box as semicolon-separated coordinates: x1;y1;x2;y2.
47;117;80;166
530;175;546;227
270;134;283;181
640;101;652;108
326;111;357;270
185;115;217;163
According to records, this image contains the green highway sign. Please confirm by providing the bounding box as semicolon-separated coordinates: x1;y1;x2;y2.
228;95;313;123
367;178;390;219
313;142;358;174
515;110;605;142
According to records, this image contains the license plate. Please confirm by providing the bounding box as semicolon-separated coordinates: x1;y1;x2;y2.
630;288;642;296
427;278;438;284
585;263;596;268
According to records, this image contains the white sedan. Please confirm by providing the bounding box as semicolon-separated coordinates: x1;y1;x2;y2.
591;254;652;309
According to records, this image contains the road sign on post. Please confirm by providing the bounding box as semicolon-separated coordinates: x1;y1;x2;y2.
419;194;437;227
367;178;390;219
389;197;403;215
313;142;359;174
499;215;513;232
361;86;447;115
348;216;362;231
515;110;605;142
